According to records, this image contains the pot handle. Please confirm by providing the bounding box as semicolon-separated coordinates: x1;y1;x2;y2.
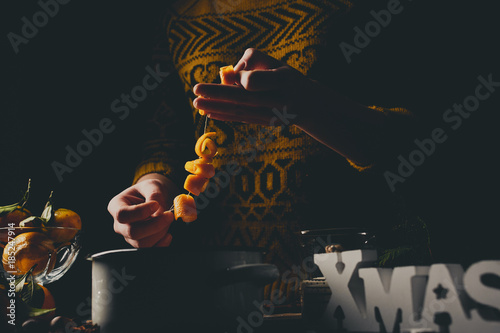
209;264;279;288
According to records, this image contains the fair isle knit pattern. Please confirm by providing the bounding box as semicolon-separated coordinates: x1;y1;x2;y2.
133;0;397;305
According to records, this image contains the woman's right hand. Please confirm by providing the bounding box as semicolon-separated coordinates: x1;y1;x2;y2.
107;173;178;248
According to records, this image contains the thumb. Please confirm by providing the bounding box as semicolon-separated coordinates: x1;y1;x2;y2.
115;200;160;224
233;48;284;72
238;66;296;91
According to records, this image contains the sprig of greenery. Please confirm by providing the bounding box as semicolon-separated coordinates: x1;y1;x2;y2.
378;247;412;267
0;179;31;216
377;211;433;267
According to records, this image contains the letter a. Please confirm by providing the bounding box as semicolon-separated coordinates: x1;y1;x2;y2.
7;32;29;54
339;42;361;64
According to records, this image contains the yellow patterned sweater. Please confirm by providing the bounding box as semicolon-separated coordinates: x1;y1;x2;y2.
132;0;417;307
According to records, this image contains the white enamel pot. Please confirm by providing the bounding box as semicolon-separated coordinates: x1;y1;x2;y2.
88;247;279;333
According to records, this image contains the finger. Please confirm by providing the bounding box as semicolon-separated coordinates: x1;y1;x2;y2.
207;112;271;126
125;231;165;248
193;83;283;108
114;200;160;224
193;97;273;123
134;182;169;211
107;188;145;215
234;48;284;72
238;67;296;91
115;211;174;242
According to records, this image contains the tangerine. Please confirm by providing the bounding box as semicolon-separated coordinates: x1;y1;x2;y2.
2;232;56;276
34;284;55;310
46;208;81;243
0;207;32;243
29;284;56;321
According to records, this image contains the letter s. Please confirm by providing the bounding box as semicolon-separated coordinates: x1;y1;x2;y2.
111;99;129;120
442;108;462;130
464;261;500;312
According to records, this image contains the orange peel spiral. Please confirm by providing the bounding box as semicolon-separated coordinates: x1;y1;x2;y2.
195;132;218;158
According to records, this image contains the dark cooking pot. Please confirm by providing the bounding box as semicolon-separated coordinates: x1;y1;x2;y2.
299;227;376;279
89;247;279;333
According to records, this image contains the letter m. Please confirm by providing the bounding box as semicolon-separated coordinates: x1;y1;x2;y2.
359;266;430;331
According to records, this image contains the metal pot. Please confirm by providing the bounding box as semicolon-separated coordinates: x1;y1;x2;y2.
299;227;376;279
88;247;278;333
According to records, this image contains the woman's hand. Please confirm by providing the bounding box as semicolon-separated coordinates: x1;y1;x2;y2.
107;173;179;248
193;48;318;127
193;48;387;166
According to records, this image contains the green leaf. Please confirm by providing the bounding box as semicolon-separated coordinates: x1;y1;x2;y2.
27;305;56;317
40;191;55;225
0;203;21;217
20;276;35;304
19;216;47;228
0;179;31;216
14;265;36;294
378;247;412;266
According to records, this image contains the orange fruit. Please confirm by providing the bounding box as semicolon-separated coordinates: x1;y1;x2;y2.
30;284;56;321
46;208;81;243
2;232;56;276
35;285;55;309
0;207;32;243
0;207;31;227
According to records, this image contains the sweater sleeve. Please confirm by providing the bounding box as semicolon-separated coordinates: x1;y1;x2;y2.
132;11;195;188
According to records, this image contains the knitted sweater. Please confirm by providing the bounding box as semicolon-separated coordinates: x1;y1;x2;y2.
133;0;418;306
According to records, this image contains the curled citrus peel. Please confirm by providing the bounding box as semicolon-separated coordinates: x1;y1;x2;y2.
185;160;215;178
194;132;217;158
176;65;233;222
184;175;209;196
220;65;236;85
173;132;218;222
173;195;197;223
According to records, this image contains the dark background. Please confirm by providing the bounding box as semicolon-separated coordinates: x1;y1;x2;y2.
1;0;499;320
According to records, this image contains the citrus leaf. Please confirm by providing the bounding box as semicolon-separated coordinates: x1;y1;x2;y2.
20;276;35;304
41;191;55;224
0;203;21;216
19;216;47;228
15;265;36;293
27;305;56;317
0;179;31;216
